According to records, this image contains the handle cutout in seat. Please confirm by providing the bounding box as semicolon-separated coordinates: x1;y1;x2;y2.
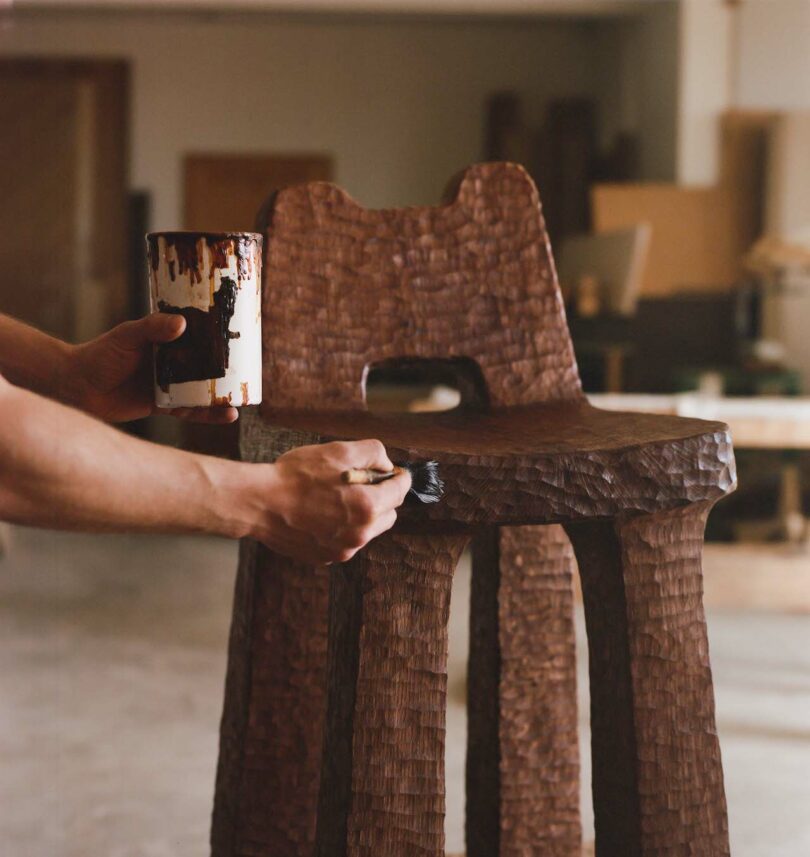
363;357;489;413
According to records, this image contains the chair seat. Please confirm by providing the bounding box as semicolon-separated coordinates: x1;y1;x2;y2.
261;398;736;528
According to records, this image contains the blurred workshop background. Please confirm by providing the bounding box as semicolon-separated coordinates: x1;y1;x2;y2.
1;1;809;855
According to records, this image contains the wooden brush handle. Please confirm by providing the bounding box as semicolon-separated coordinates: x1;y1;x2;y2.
342;466;404;485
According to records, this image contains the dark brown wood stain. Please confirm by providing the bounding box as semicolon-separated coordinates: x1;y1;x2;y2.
211;164;735;857
155;277;239;389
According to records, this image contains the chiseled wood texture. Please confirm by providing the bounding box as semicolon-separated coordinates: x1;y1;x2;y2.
315;527;468;857
235;547;330;855
260;163;581;410
212;163;735;857
212;421;331;857
468;525;581;857
344;532;468;856
259;402;736;528
566;504;730;857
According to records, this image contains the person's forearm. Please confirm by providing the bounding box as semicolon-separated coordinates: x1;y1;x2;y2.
0;375;262;539
0;313;77;405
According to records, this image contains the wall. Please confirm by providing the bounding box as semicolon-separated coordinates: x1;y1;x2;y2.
673;0;810;185
2;6;685;226
677;0;731;185
734;0;810;236
0;11;612;230
588;0;680;182
633;0;679;181
733;0;810;389
735;0;810;111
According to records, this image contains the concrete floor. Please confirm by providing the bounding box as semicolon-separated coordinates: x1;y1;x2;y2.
1;526;809;856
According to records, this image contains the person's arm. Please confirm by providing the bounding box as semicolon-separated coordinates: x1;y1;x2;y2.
0;313;74;403
0;374;409;565
0;312;236;424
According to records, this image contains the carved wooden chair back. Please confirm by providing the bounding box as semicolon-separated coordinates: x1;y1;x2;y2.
259;162;583;410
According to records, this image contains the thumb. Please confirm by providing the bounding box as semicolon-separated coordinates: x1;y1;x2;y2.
112;313;186;350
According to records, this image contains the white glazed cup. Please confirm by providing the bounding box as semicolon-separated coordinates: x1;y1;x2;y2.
146;231;262;409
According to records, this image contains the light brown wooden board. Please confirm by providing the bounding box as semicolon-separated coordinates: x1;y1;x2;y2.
591;183;740;298
184;154;332;233
592;108;782;300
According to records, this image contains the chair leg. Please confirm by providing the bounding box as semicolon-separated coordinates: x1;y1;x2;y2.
315;531;468;857
211;540;332;857
467;524;581;857
565;503;729;857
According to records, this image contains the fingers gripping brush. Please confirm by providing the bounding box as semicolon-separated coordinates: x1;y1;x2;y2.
342;460;444;504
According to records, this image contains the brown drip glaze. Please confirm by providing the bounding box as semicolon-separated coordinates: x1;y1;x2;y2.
147;234;162;272
209;238;236;275
146;232;262;287
178;236;204;283
146;234;201;283
240;382;250;406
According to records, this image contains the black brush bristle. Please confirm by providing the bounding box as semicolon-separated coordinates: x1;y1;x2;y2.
397;460;444;504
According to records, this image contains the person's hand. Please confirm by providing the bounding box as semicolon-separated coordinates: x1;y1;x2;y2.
68;314;238;424
243;440;411;564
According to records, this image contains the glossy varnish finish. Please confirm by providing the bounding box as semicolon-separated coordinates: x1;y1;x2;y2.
212;163;735;857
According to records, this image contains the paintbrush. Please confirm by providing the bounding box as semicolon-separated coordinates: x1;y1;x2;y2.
342;460;444;504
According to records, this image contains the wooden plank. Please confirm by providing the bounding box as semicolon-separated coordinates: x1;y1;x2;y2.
184;154;332;233
591;111;780;301
719;110;777;260
702;543;810;613
591;183;739;297
588;393;810;449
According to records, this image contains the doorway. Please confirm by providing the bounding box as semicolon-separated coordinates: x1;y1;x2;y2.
0;59;129;342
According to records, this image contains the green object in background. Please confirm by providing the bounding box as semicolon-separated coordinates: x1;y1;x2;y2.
671;366;802;397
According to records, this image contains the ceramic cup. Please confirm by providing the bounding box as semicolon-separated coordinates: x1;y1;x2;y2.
146;231;262;409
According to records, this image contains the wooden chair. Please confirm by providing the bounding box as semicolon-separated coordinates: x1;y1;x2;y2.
210;163;735;857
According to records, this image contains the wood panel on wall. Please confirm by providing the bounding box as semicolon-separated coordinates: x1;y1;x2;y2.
591;183;740;298
0;60;129;342
719;110;777;256
184;154;332;233
591;109;783;301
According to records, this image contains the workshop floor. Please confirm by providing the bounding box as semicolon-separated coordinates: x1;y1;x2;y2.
1;526;809;856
